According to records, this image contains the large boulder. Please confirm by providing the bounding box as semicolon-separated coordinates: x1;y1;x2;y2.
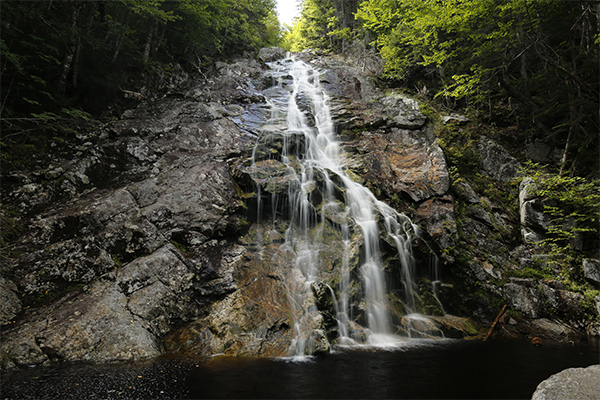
582;259;600;285
519;177;552;243
163;227;331;358
478;136;520;182
532;364;600;400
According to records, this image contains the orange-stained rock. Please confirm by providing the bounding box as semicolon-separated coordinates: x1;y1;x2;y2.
353;129;449;202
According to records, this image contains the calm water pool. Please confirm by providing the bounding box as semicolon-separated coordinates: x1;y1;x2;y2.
2;339;598;399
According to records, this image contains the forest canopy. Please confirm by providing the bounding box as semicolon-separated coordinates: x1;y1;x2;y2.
1;0;280;118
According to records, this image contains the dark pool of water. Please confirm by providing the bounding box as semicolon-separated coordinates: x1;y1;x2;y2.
2;339;598;399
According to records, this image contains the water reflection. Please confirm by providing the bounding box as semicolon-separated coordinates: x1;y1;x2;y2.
2;340;598;399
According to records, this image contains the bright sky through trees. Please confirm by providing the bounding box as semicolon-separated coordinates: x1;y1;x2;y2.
276;0;300;25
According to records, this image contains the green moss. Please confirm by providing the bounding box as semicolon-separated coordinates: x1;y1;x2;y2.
461;319;481;335
170;240;188;254
111;254;123;267
506;266;552;280
229;325;245;335
582;289;600;321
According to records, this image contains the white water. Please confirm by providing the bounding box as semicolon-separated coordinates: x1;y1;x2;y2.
253;56;420;355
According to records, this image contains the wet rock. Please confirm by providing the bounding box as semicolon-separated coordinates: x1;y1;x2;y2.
356;129;449;202
400;315;444;338
582;259;600;285
540;284;586;321
142;161;243;237
306;329;331;355
532;364;600;400
0;282;160;369
478;136;520;182
468;260;489;281
468;259;502;281
0;244;198;368
428;315;483;338
442;113;469;125
0;277;21;325
510;245;535;268
381;94;427;130
587;321;600;338
466;203;493;225
165;241;296;358
459;217;506;262
415;197;456;260
452;180;480;204
504;280;545;318
11;188;165;297
259;47;288;62
516;318;583;344
243;159;299;195
128;179;159;208
1;48;265;368
525;140;561;164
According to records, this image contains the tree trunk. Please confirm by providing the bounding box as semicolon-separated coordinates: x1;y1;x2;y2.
559;117;575;176
143;20;158;64
559;81;578;176
153;23;167;56
111;10;131;63
58;2;81;94
597;2;599;133
516;12;530;101
71;3;95;89
341;0;346;53
72;37;82;89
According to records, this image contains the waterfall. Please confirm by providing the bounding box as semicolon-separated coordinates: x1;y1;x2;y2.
250;56;420;355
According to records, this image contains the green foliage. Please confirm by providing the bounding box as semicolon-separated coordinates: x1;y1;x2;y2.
281;21;308;52
172;0;280;58
282;0;362;51
520;162;600;264
435;124;480;178
1;0;280;120
356;0;598;173
282;0;333;51
170;240;189;254
582;288;600;321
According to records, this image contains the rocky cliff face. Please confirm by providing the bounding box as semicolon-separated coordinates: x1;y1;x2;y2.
1;48;598;369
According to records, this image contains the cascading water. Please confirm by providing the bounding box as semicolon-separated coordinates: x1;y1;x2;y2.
250;56;421;355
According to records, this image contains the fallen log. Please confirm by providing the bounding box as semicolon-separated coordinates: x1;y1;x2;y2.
483;304;507;342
